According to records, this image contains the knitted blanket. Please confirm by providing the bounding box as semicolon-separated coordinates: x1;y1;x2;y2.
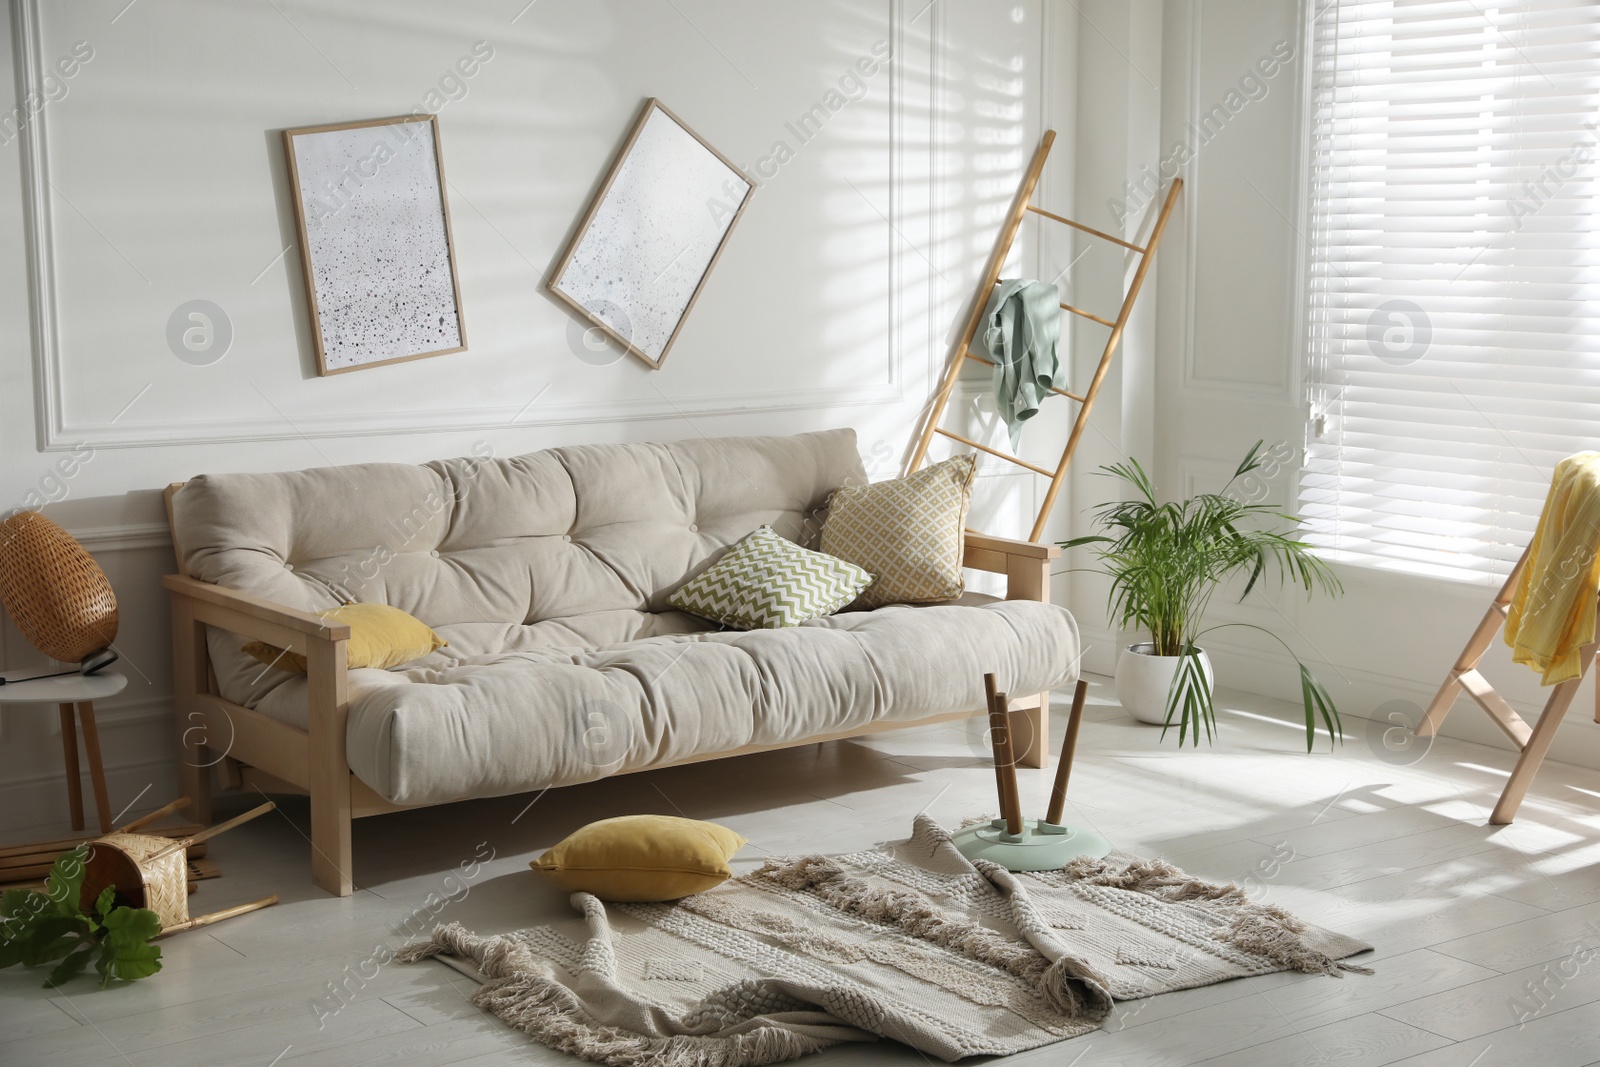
399;816;1372;1064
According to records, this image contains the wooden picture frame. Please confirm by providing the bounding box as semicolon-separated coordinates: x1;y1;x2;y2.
548;99;754;371
282;114;467;376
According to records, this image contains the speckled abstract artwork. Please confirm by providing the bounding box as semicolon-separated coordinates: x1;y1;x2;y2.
288;118;463;372
553;105;751;366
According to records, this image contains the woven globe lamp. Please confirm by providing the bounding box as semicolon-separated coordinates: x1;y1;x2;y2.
0;511;119;675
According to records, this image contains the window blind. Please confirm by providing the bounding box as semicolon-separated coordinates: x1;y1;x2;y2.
1301;0;1600;584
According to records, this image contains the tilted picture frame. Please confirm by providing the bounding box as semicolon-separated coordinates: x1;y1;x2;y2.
549;99;754;370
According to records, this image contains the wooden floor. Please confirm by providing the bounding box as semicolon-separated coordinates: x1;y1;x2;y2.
7;674;1600;1066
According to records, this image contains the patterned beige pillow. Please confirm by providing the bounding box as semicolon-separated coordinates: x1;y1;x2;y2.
820;453;976;608
668;525;873;630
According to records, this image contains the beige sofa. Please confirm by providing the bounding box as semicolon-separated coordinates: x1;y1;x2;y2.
163;429;1077;894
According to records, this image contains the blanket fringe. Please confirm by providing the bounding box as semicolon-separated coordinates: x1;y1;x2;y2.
401;923;837;1067
1217;912;1375;977
757;855;1112;1021
1060;855;1373;977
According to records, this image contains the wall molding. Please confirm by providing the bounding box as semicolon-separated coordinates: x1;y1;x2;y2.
0;694;170;752
74;522;172;553
12;0;920;452
10;0;59;448
49;384;909;451
1174;0;1293;403
0;755;180;836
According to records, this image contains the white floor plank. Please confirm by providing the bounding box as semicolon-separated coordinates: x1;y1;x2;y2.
1252;948;1498;1032
1191;1010;1450;1067
1381;949;1600;1041
1432;901;1600;973
1387;996;1600;1066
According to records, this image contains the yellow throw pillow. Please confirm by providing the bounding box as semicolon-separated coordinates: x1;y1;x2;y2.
243;602;446;674
820;453;976;607
532;815;748;902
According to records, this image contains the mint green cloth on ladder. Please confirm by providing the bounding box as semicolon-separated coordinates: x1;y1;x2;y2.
977;279;1066;450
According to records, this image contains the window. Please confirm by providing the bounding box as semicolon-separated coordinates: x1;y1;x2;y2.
1301;0;1600;583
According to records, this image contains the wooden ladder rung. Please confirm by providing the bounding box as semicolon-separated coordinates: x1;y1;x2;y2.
932;428;1054;477
986;279;1117;331
1456;668;1534;749
961;350;1087;402
1025;203;1147;254
1060;301;1116;328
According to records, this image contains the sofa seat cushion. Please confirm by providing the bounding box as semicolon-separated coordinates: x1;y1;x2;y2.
254;599;1078;806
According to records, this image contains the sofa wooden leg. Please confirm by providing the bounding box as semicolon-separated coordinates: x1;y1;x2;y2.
310;783;354;897
176;756;212;827
1010;695;1051;770
307;637;354;896
171;597;213;824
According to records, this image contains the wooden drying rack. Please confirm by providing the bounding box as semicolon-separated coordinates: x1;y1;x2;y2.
1418;546;1600;824
906;129;1183;542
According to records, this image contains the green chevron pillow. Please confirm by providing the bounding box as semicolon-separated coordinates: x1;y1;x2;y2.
669;526;873;630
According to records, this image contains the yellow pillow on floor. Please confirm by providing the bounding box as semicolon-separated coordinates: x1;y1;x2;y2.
532;815;748;902
242;602;445;674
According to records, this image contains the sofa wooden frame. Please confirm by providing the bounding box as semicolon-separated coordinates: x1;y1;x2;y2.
164;494;1061;897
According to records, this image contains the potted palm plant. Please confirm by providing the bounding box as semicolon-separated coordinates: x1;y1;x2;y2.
1062;442;1344;750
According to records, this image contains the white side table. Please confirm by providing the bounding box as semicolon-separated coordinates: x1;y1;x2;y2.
0;672;127;833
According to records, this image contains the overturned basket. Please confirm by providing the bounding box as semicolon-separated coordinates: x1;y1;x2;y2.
79;800;279;936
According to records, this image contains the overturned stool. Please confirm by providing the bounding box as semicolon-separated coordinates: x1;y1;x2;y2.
953;673;1111;871
80;799;280;937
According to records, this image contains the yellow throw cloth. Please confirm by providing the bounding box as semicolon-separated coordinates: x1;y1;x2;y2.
1505;452;1600;685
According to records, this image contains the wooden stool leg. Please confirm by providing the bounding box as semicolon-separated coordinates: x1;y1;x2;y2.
154;894;279;939
991;691;1024;834
1492;674;1585;824
58;702;83;832
1046;680;1089;826
983;677;1008;817
76;702;113;833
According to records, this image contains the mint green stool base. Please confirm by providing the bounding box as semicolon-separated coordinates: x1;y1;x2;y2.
952;818;1112;872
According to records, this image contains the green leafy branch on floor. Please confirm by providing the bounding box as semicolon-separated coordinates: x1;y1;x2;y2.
0;845;162;988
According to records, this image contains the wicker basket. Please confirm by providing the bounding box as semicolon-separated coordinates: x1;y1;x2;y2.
78;801;278;936
83;832;193;929
0;511;118;663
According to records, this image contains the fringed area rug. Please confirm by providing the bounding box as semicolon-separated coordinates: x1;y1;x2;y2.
399;816;1372;1064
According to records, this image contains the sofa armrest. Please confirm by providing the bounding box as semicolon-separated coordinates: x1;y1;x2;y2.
163;571;355;895
962;529;1060;603
162;574;351;651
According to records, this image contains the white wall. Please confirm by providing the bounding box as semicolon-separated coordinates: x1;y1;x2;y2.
1067;0;1600;775
0;0;1079;833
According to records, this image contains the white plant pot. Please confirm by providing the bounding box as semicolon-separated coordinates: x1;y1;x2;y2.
1114;643;1216;726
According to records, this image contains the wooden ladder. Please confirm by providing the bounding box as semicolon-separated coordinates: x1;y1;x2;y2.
906;129;1183;542
1417;544;1600;823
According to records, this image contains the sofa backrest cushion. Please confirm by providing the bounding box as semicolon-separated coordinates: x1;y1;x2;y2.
170;429;866;629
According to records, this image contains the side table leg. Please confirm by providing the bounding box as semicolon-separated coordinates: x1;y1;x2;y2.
58;702;84;832
77;702;113;833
